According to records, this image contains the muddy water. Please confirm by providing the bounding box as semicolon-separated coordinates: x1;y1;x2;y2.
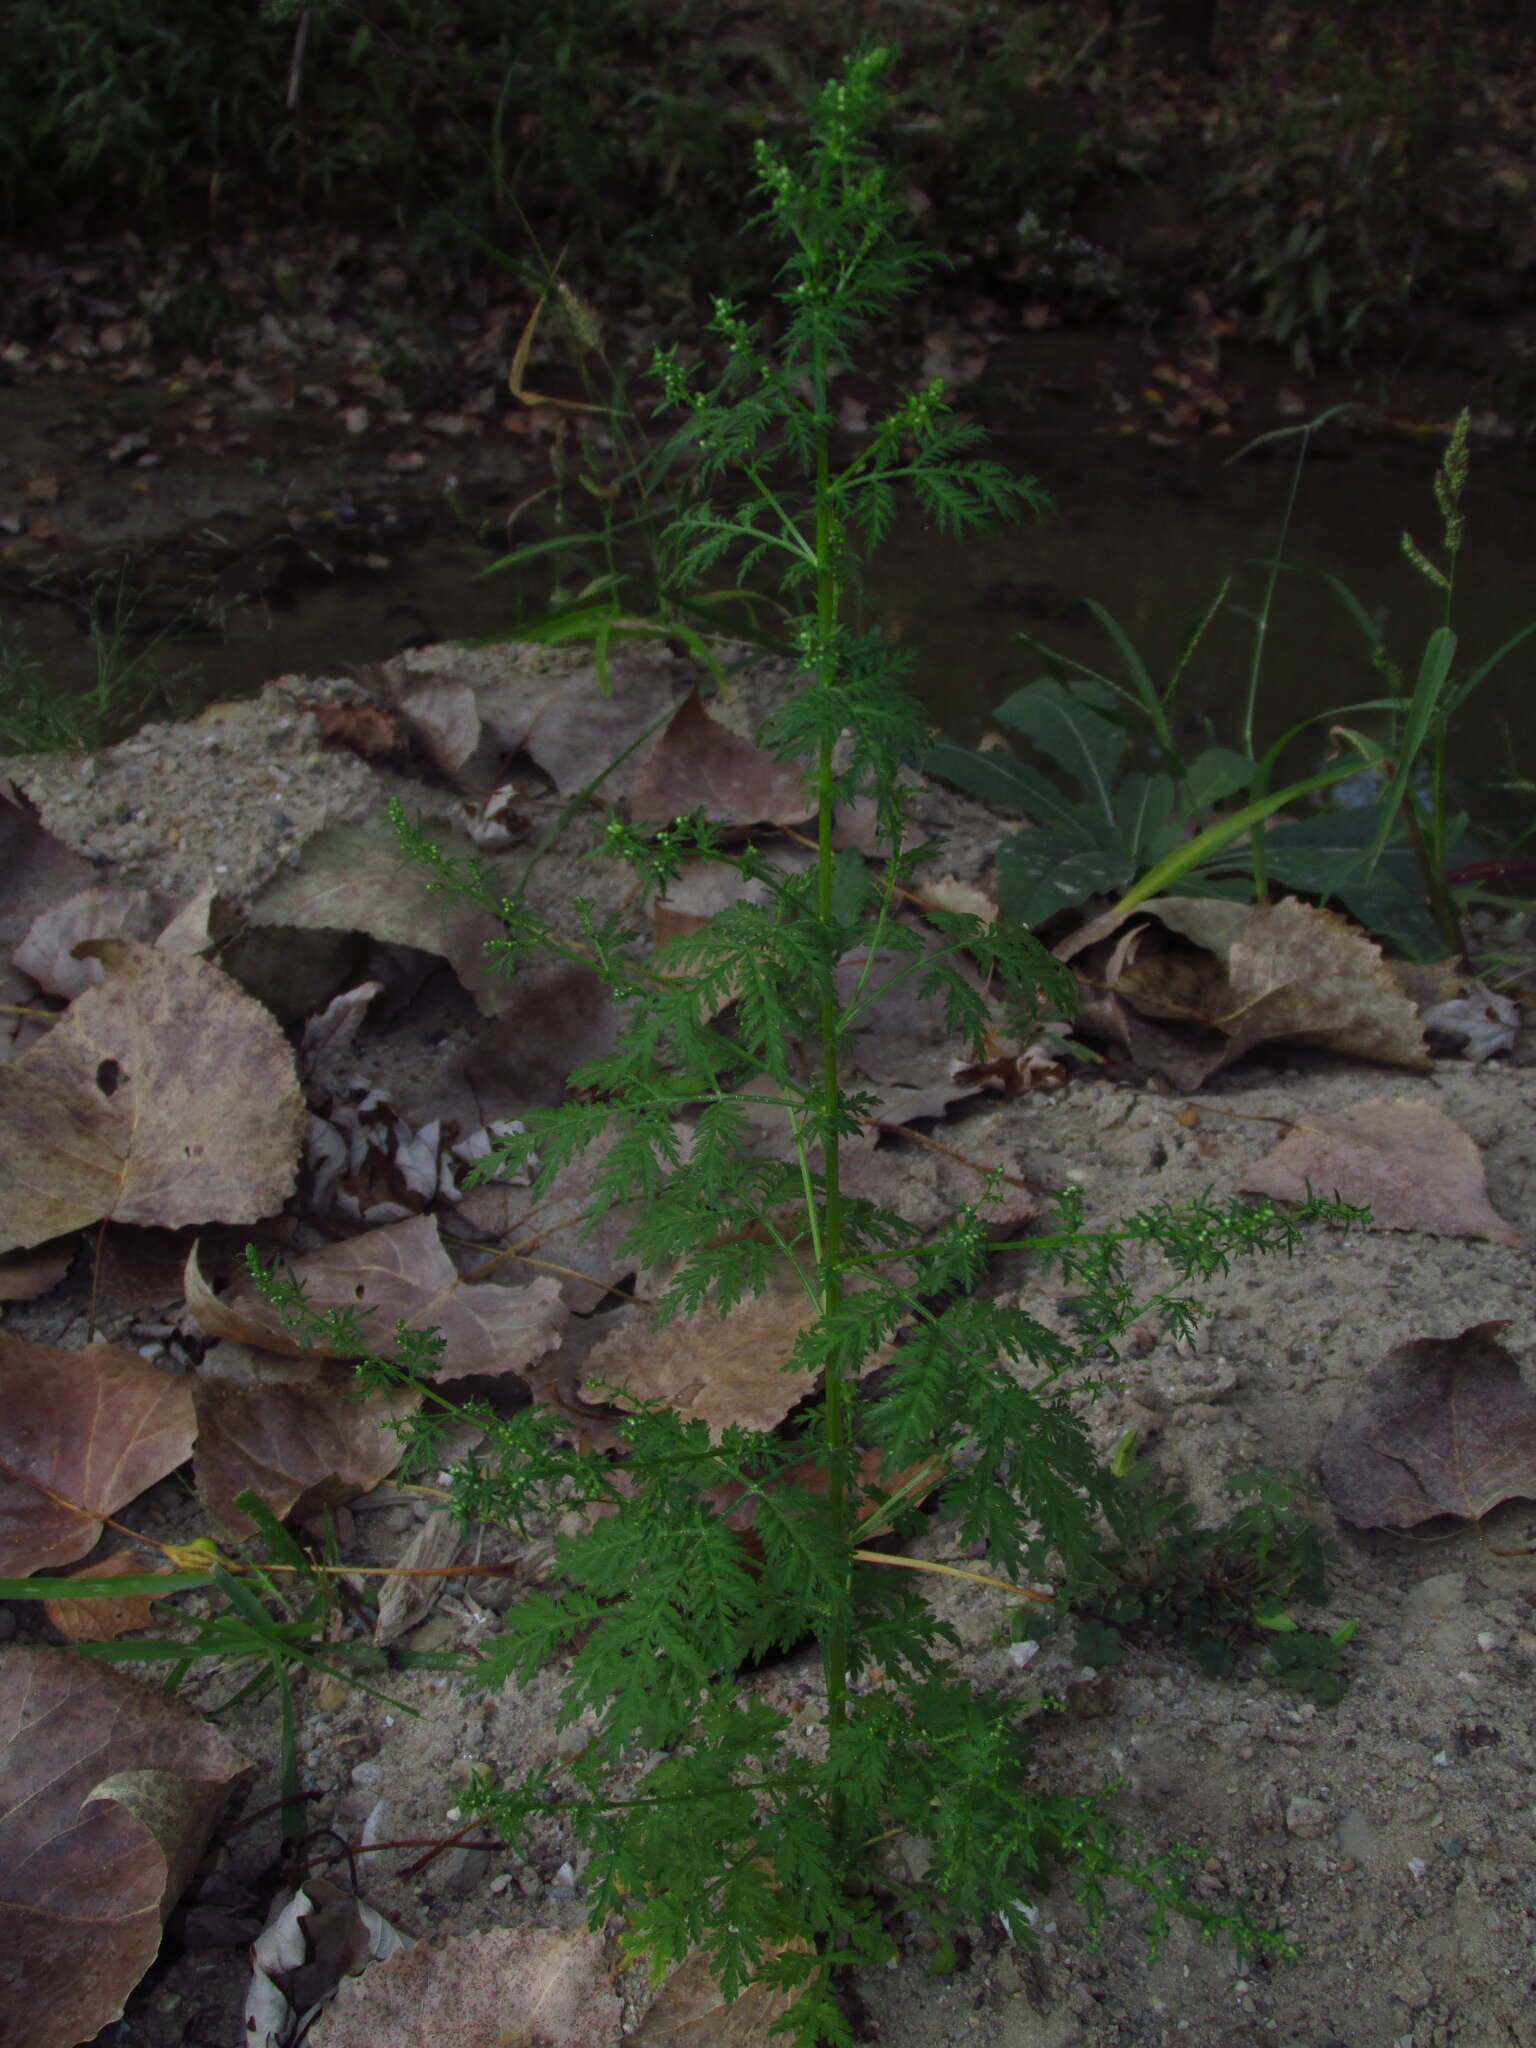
862;433;1536;840
7;424;1534;840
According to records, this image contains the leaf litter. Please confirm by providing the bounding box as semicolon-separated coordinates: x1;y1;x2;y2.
1;641;1535;2047
1321;1322;1536;1528
0;1646;246;2048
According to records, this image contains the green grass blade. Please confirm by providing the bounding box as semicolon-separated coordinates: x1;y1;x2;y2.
1315;569;1387;650
1450;617;1536;709
1103;757;1381;921
1078;598;1162;736
477;507;666;576
1164;577;1232;711
275;1655;304;1841
1363;627;1456;865
0;1572;214;1599
234;1489;312;1573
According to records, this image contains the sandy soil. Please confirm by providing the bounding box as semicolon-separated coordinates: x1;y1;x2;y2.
3;648;1534;2048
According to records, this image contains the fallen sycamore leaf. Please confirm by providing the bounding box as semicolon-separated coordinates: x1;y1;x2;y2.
1063;896;1430;1088
246;818;519;1016
578;1282;895;1440
1238;1096;1520;1247
42;1548;168;1643
0;1334;197;1574
0;1240;73;1302
191;1341;419;1535
633;1941;816;2046
205;1213;568;1382
0;940;305;1253
309;1927;622;2048
0;780;94;951
0;1647;246;2048
1321;1322;1536;1528
629;688;812;828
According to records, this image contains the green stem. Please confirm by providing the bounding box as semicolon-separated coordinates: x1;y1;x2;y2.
809;302;853;1874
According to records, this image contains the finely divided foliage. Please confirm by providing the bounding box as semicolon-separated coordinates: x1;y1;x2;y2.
259;51;1354;2041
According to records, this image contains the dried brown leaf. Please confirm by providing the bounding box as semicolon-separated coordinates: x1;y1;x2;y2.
451;1131;642;1314
297;980;384;1104
0;958;48;1069
183;1239;303;1356
43;1549;168;1642
1238;1096;1520;1246
373;1508;463;1647
12;885;175;998
247;1879;409;2044
0;1335;197;1574
213;1213;567;1381
1320;1322;1536;1528
0;1239;73;1302
457;958;621;1112
579;1283;894;1439
247;818;518;1016
0;940;305;1253
0;1647;246;2048
395;677;488;785
633;1942;814;2045
310;1927;622;2048
474;649;678;796
191;1341;419;1533
1065;896;1430;1087
0;782;94;950
630;688;811;828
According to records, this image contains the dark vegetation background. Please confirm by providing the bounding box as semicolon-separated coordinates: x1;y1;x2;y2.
5;0;1536;395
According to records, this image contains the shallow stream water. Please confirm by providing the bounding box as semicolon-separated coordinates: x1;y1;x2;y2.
7;417;1534;841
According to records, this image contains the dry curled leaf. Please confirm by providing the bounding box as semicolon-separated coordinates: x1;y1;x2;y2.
246;1878;410;2048
247;818;518;1016
0;1240;73;1302
1064;896;1430;1088
0;940;305;1253
1238;1096;1520;1247
1321;1322;1536;1528
473;649;678;797
0;781;95;950
214;1212;568;1382
12;885;175;998
0;1647;246;2048
0;1334;197;1574
395;677;489;786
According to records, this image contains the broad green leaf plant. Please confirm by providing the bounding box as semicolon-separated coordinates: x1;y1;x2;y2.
930;408;1536;962
255;52;1355;2041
